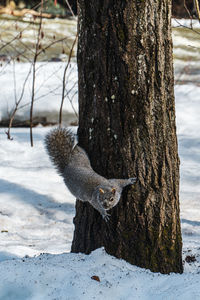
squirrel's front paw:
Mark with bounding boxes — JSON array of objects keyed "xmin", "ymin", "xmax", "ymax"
[
  {"xmin": 128, "ymin": 177, "xmax": 137, "ymax": 184},
  {"xmin": 102, "ymin": 213, "xmax": 110, "ymax": 222}
]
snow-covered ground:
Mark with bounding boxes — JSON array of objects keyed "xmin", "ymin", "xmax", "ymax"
[
  {"xmin": 0, "ymin": 127, "xmax": 75, "ymax": 260},
  {"xmin": 0, "ymin": 82, "xmax": 200, "ymax": 299},
  {"xmin": 1, "ymin": 248, "xmax": 200, "ymax": 300},
  {"xmin": 0, "ymin": 18, "xmax": 200, "ymax": 300}
]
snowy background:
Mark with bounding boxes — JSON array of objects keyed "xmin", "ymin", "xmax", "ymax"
[{"xmin": 0, "ymin": 18, "xmax": 200, "ymax": 300}]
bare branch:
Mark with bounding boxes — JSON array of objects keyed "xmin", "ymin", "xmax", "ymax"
[
  {"xmin": 6, "ymin": 65, "xmax": 32, "ymax": 140},
  {"xmin": 37, "ymin": 36, "xmax": 72, "ymax": 56},
  {"xmin": 59, "ymin": 33, "xmax": 78, "ymax": 127},
  {"xmin": 65, "ymin": 0, "xmax": 76, "ymax": 17},
  {"xmin": 194, "ymin": 0, "xmax": 200, "ymax": 21},
  {"xmin": 30, "ymin": 0, "xmax": 44, "ymax": 147},
  {"xmin": 183, "ymin": 0, "xmax": 193, "ymax": 25},
  {"xmin": 173, "ymin": 19, "xmax": 200, "ymax": 36}
]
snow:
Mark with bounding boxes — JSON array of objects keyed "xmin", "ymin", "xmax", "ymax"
[
  {"xmin": 0, "ymin": 88, "xmax": 200, "ymax": 299},
  {"xmin": 172, "ymin": 18, "xmax": 200, "ymax": 28},
  {"xmin": 0, "ymin": 248, "xmax": 200, "ymax": 300},
  {"xmin": 0, "ymin": 62, "xmax": 78, "ymax": 124},
  {"xmin": 0, "ymin": 127, "xmax": 75, "ymax": 260},
  {"xmin": 0, "ymin": 18, "xmax": 200, "ymax": 300}
]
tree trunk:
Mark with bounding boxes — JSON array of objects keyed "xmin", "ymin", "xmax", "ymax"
[{"xmin": 71, "ymin": 0, "xmax": 183, "ymax": 274}]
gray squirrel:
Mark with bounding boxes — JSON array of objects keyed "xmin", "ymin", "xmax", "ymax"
[{"xmin": 45, "ymin": 128, "xmax": 136, "ymax": 221}]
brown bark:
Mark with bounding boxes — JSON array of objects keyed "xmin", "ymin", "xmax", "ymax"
[{"xmin": 71, "ymin": 0, "xmax": 183, "ymax": 274}]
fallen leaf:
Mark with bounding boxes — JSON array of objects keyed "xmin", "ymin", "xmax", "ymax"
[{"xmin": 91, "ymin": 275, "xmax": 100, "ymax": 282}]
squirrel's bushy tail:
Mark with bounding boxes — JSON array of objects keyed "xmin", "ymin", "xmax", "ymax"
[{"xmin": 45, "ymin": 128, "xmax": 76, "ymax": 175}]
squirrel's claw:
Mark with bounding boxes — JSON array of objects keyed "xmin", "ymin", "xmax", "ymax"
[
  {"xmin": 103, "ymin": 213, "xmax": 110, "ymax": 222},
  {"xmin": 129, "ymin": 177, "xmax": 137, "ymax": 184}
]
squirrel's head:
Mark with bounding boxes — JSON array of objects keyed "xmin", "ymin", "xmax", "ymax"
[{"xmin": 98, "ymin": 187, "xmax": 119, "ymax": 210}]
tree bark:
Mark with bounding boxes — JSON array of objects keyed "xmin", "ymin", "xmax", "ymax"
[{"xmin": 71, "ymin": 0, "xmax": 183, "ymax": 274}]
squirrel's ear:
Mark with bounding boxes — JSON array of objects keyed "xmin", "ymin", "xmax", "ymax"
[
  {"xmin": 111, "ymin": 188, "xmax": 116, "ymax": 194},
  {"xmin": 99, "ymin": 188, "xmax": 105, "ymax": 194}
]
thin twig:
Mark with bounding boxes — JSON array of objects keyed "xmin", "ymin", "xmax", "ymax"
[
  {"xmin": 59, "ymin": 33, "xmax": 78, "ymax": 127},
  {"xmin": 66, "ymin": 92, "xmax": 78, "ymax": 119},
  {"xmin": 13, "ymin": 60, "xmax": 17, "ymax": 104},
  {"xmin": 65, "ymin": 0, "xmax": 76, "ymax": 17},
  {"xmin": 0, "ymin": 0, "xmax": 49, "ymax": 52},
  {"xmin": 37, "ymin": 36, "xmax": 72, "ymax": 56},
  {"xmin": 194, "ymin": 0, "xmax": 200, "ymax": 21},
  {"xmin": 30, "ymin": 0, "xmax": 44, "ymax": 147},
  {"xmin": 6, "ymin": 65, "xmax": 32, "ymax": 140},
  {"xmin": 173, "ymin": 19, "xmax": 200, "ymax": 36},
  {"xmin": 184, "ymin": 0, "xmax": 193, "ymax": 27}
]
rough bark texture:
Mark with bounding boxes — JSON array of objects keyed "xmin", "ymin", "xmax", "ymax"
[{"xmin": 71, "ymin": 0, "xmax": 183, "ymax": 274}]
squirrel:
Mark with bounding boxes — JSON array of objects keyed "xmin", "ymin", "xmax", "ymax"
[{"xmin": 45, "ymin": 128, "xmax": 136, "ymax": 221}]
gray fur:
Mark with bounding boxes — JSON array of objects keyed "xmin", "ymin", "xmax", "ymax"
[
  {"xmin": 45, "ymin": 128, "xmax": 76, "ymax": 175},
  {"xmin": 45, "ymin": 128, "xmax": 136, "ymax": 221}
]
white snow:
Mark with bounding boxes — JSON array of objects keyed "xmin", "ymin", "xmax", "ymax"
[
  {"xmin": 0, "ymin": 18, "xmax": 200, "ymax": 300},
  {"xmin": 0, "ymin": 248, "xmax": 200, "ymax": 300},
  {"xmin": 172, "ymin": 18, "xmax": 200, "ymax": 28},
  {"xmin": 0, "ymin": 85, "xmax": 200, "ymax": 299},
  {"xmin": 0, "ymin": 62, "xmax": 78, "ymax": 125},
  {"xmin": 0, "ymin": 127, "xmax": 75, "ymax": 260}
]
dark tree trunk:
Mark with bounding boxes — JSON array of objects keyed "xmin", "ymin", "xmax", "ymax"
[{"xmin": 71, "ymin": 0, "xmax": 183, "ymax": 274}]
